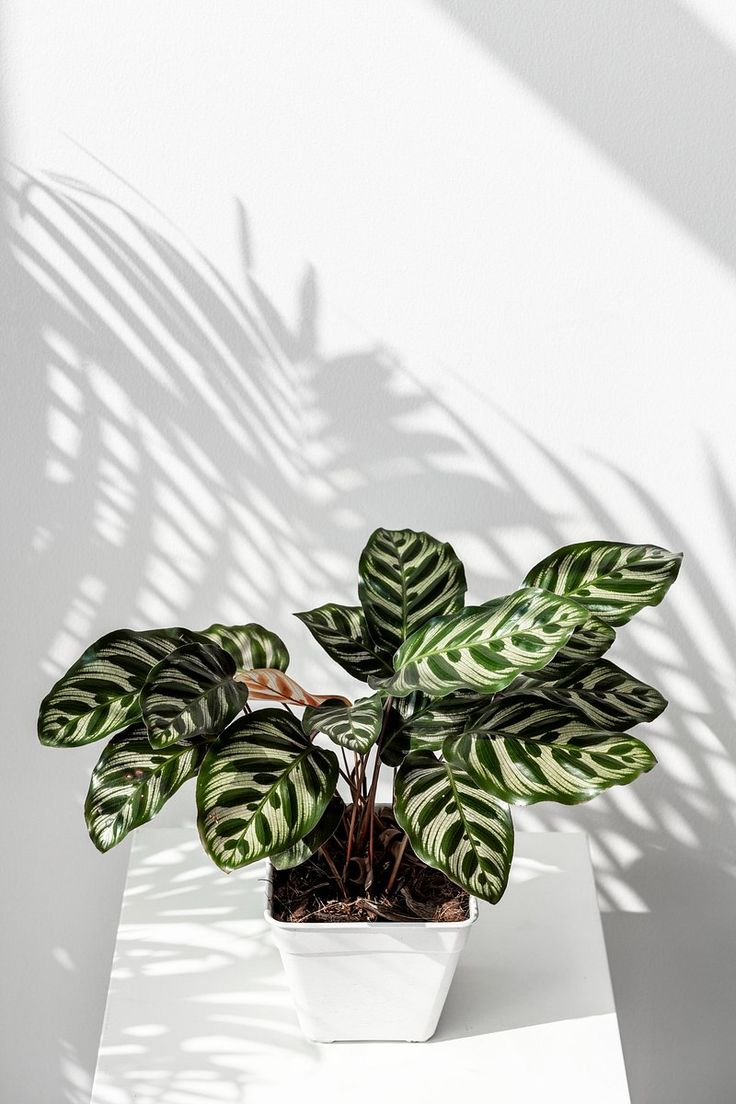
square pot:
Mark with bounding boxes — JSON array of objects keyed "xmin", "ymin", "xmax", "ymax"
[{"xmin": 264, "ymin": 863, "xmax": 478, "ymax": 1042}]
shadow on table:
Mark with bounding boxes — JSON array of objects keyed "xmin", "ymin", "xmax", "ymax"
[
  {"xmin": 90, "ymin": 834, "xmax": 319, "ymax": 1104},
  {"xmin": 435, "ymin": 836, "xmax": 614, "ymax": 1041},
  {"xmin": 93, "ymin": 831, "xmax": 609, "ymax": 1103}
]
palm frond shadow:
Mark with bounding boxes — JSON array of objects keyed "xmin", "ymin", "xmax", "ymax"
[{"xmin": 6, "ymin": 168, "xmax": 736, "ymax": 1104}]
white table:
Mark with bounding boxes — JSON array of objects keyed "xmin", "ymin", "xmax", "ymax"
[{"xmin": 91, "ymin": 829, "xmax": 631, "ymax": 1103}]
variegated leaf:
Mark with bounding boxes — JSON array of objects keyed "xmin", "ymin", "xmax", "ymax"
[
  {"xmin": 526, "ymin": 617, "xmax": 616, "ymax": 680},
  {"xmin": 386, "ymin": 688, "xmax": 494, "ymax": 759},
  {"xmin": 38, "ymin": 627, "xmax": 197, "ymax": 747},
  {"xmin": 303, "ymin": 693, "xmax": 385, "ymax": 753},
  {"xmin": 358, "ymin": 527, "xmax": 467, "ymax": 658},
  {"xmin": 406, "ymin": 691, "xmax": 495, "ymax": 742},
  {"xmin": 395, "ymin": 690, "xmax": 427, "ymax": 722},
  {"xmin": 380, "ymin": 694, "xmax": 426, "ymax": 766},
  {"xmin": 294, "ymin": 603, "xmax": 391, "ymax": 680},
  {"xmin": 197, "ymin": 710, "xmax": 339, "ymax": 870},
  {"xmin": 394, "ymin": 751, "xmax": 514, "ymax": 903},
  {"xmin": 386, "ymin": 587, "xmax": 589, "ymax": 698},
  {"xmin": 270, "ymin": 795, "xmax": 345, "ymax": 870},
  {"xmin": 524, "ymin": 541, "xmax": 682, "ymax": 626},
  {"xmin": 235, "ymin": 668, "xmax": 350, "ymax": 707},
  {"xmin": 85, "ymin": 725, "xmax": 205, "ymax": 852},
  {"xmin": 444, "ymin": 697, "xmax": 657, "ymax": 806},
  {"xmin": 200, "ymin": 622, "xmax": 289, "ymax": 671},
  {"xmin": 514, "ymin": 658, "xmax": 667, "ymax": 729},
  {"xmin": 458, "ymin": 694, "xmax": 607, "ymax": 741},
  {"xmin": 141, "ymin": 641, "xmax": 248, "ymax": 749}
]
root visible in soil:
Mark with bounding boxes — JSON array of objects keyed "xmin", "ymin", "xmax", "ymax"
[{"xmin": 271, "ymin": 807, "xmax": 469, "ymax": 924}]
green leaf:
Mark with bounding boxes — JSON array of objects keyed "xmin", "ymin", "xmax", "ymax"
[
  {"xmin": 358, "ymin": 527, "xmax": 467, "ymax": 659},
  {"xmin": 525, "ymin": 617, "xmax": 616, "ymax": 680},
  {"xmin": 456, "ymin": 693, "xmax": 605, "ymax": 740},
  {"xmin": 385, "ymin": 587, "xmax": 589, "ymax": 698},
  {"xmin": 386, "ymin": 693, "xmax": 494, "ymax": 763},
  {"xmin": 200, "ymin": 622, "xmax": 289, "ymax": 671},
  {"xmin": 523, "ymin": 541, "xmax": 682, "ymax": 626},
  {"xmin": 303, "ymin": 692, "xmax": 385, "ymax": 753},
  {"xmin": 444, "ymin": 696, "xmax": 657, "ymax": 806},
  {"xmin": 141, "ymin": 641, "xmax": 248, "ymax": 749},
  {"xmin": 515, "ymin": 658, "xmax": 667, "ymax": 729},
  {"xmin": 85, "ymin": 725, "xmax": 205, "ymax": 852},
  {"xmin": 270, "ymin": 795, "xmax": 345, "ymax": 870},
  {"xmin": 379, "ymin": 694, "xmax": 423, "ymax": 766},
  {"xmin": 197, "ymin": 709, "xmax": 339, "ymax": 870},
  {"xmin": 403, "ymin": 691, "xmax": 494, "ymax": 744},
  {"xmin": 394, "ymin": 750, "xmax": 514, "ymax": 903},
  {"xmin": 38, "ymin": 627, "xmax": 198, "ymax": 747},
  {"xmin": 294, "ymin": 603, "xmax": 391, "ymax": 680}
]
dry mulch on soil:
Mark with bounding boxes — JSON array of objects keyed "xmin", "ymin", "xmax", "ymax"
[{"xmin": 271, "ymin": 828, "xmax": 469, "ymax": 924}]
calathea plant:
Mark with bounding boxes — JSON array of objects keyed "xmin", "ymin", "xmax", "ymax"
[{"xmin": 39, "ymin": 530, "xmax": 681, "ymax": 914}]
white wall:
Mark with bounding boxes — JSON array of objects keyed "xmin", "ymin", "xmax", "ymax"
[{"xmin": 3, "ymin": 3, "xmax": 736, "ymax": 1101}]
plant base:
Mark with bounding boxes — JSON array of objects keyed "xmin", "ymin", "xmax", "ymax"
[
  {"xmin": 271, "ymin": 852, "xmax": 470, "ymax": 924},
  {"xmin": 264, "ymin": 865, "xmax": 478, "ymax": 1042}
]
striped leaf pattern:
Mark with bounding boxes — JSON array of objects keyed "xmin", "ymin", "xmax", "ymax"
[
  {"xmin": 235, "ymin": 668, "xmax": 350, "ymax": 707},
  {"xmin": 85, "ymin": 725, "xmax": 205, "ymax": 852},
  {"xmin": 398, "ymin": 691, "xmax": 494, "ymax": 750},
  {"xmin": 38, "ymin": 627, "xmax": 197, "ymax": 747},
  {"xmin": 526, "ymin": 617, "xmax": 616, "ymax": 680},
  {"xmin": 524, "ymin": 541, "xmax": 682, "ymax": 626},
  {"xmin": 380, "ymin": 692, "xmax": 494, "ymax": 765},
  {"xmin": 444, "ymin": 700, "xmax": 657, "ymax": 806},
  {"xmin": 303, "ymin": 692, "xmax": 385, "ymax": 753},
  {"xmin": 395, "ymin": 751, "xmax": 514, "ymax": 903},
  {"xmin": 358, "ymin": 528, "xmax": 467, "ymax": 659},
  {"xmin": 456, "ymin": 694, "xmax": 608, "ymax": 741},
  {"xmin": 294, "ymin": 603, "xmax": 391, "ymax": 680},
  {"xmin": 380, "ymin": 694, "xmax": 425, "ymax": 766},
  {"xmin": 197, "ymin": 710, "xmax": 339, "ymax": 870},
  {"xmin": 200, "ymin": 622, "xmax": 289, "ymax": 672},
  {"xmin": 386, "ymin": 587, "xmax": 589, "ymax": 698},
  {"xmin": 141, "ymin": 641, "xmax": 248, "ymax": 749},
  {"xmin": 513, "ymin": 659, "xmax": 666, "ymax": 729},
  {"xmin": 270, "ymin": 795, "xmax": 345, "ymax": 870}
]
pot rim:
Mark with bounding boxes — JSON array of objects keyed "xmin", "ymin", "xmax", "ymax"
[{"xmin": 263, "ymin": 860, "xmax": 480, "ymax": 932}]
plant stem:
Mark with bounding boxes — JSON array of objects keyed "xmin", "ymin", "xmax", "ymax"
[
  {"xmin": 385, "ymin": 834, "xmax": 409, "ymax": 895},
  {"xmin": 360, "ymin": 750, "xmax": 382, "ymax": 845},
  {"xmin": 359, "ymin": 696, "xmax": 393, "ymax": 846},
  {"xmin": 337, "ymin": 766, "xmax": 353, "ymax": 789},
  {"xmin": 342, "ymin": 749, "xmax": 361, "ymax": 806},
  {"xmin": 320, "ymin": 844, "xmax": 347, "ymax": 898},
  {"xmin": 367, "ymin": 776, "xmax": 382, "ymax": 882},
  {"xmin": 343, "ymin": 756, "xmax": 366, "ymax": 878}
]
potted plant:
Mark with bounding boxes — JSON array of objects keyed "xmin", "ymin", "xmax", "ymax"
[{"xmin": 39, "ymin": 529, "xmax": 681, "ymax": 1041}]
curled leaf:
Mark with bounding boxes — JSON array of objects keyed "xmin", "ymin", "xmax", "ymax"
[{"xmin": 235, "ymin": 668, "xmax": 349, "ymax": 708}]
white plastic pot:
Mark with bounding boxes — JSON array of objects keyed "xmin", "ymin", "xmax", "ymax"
[{"xmin": 264, "ymin": 864, "xmax": 478, "ymax": 1042}]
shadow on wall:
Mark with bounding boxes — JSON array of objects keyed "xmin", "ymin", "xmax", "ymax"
[
  {"xmin": 4, "ymin": 168, "xmax": 736, "ymax": 1104},
  {"xmin": 430, "ymin": 0, "xmax": 736, "ymax": 274}
]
